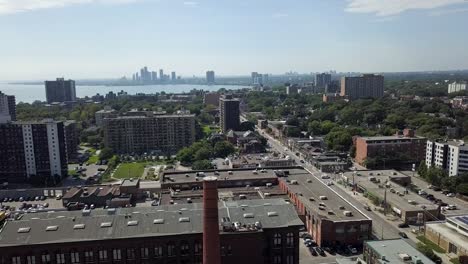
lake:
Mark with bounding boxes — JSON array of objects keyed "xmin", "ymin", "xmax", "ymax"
[{"xmin": 0, "ymin": 83, "xmax": 250, "ymax": 103}]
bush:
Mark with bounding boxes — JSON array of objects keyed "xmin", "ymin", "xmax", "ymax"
[{"xmin": 192, "ymin": 160, "xmax": 214, "ymax": 170}]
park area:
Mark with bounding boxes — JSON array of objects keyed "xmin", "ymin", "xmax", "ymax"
[{"xmin": 112, "ymin": 162, "xmax": 166, "ymax": 180}]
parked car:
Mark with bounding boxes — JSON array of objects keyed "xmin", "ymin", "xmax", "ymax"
[
  {"xmin": 433, "ymin": 186, "xmax": 441, "ymax": 191},
  {"xmin": 347, "ymin": 245, "xmax": 357, "ymax": 254},
  {"xmin": 315, "ymin": 247, "xmax": 326, "ymax": 256},
  {"xmin": 442, "ymin": 190, "xmax": 450, "ymax": 195},
  {"xmin": 446, "ymin": 193, "xmax": 455, "ymax": 197},
  {"xmin": 363, "ymin": 205, "xmax": 371, "ymax": 211},
  {"xmin": 398, "ymin": 223, "xmax": 409, "ymax": 228},
  {"xmin": 323, "ymin": 247, "xmax": 335, "ymax": 255},
  {"xmin": 399, "ymin": 232, "xmax": 408, "ymax": 238},
  {"xmin": 309, "ymin": 247, "xmax": 318, "ymax": 256}
]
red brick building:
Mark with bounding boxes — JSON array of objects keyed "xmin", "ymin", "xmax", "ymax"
[{"xmin": 354, "ymin": 129, "xmax": 427, "ymax": 169}]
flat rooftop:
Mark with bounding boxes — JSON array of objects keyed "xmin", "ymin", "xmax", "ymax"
[
  {"xmin": 162, "ymin": 169, "xmax": 278, "ymax": 185},
  {"xmin": 0, "ymin": 198, "xmax": 303, "ymax": 247},
  {"xmin": 278, "ymin": 169, "xmax": 369, "ymax": 221},
  {"xmin": 426, "ymin": 221, "xmax": 468, "ymax": 250},
  {"xmin": 345, "ymin": 170, "xmax": 439, "ymax": 212},
  {"xmin": 359, "ymin": 135, "xmax": 425, "ymax": 141},
  {"xmin": 366, "ymin": 239, "xmax": 435, "ymax": 264}
]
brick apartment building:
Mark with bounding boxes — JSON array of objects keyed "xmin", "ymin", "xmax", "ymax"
[
  {"xmin": 103, "ymin": 113, "xmax": 195, "ymax": 154},
  {"xmin": 354, "ymin": 129, "xmax": 427, "ymax": 169}
]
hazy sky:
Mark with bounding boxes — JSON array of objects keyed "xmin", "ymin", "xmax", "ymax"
[{"xmin": 1, "ymin": 0, "xmax": 468, "ymax": 80}]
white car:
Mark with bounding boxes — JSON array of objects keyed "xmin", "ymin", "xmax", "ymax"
[
  {"xmin": 321, "ymin": 174, "xmax": 330, "ymax": 179},
  {"xmin": 446, "ymin": 193, "xmax": 455, "ymax": 197}
]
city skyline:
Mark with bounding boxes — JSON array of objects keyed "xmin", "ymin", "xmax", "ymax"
[{"xmin": 0, "ymin": 0, "xmax": 468, "ymax": 80}]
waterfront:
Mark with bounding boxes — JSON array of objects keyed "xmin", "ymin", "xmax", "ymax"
[{"xmin": 0, "ymin": 83, "xmax": 250, "ymax": 103}]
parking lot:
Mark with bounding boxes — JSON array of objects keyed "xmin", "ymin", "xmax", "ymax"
[
  {"xmin": 0, "ymin": 196, "xmax": 65, "ymax": 213},
  {"xmin": 298, "ymin": 232, "xmax": 358, "ymax": 264}
]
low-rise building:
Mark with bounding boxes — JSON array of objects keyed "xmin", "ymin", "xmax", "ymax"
[
  {"xmin": 425, "ymin": 215, "xmax": 468, "ymax": 258},
  {"xmin": 363, "ymin": 239, "xmax": 436, "ymax": 264},
  {"xmin": 94, "ymin": 107, "xmax": 117, "ymax": 127},
  {"xmin": 451, "ymin": 96, "xmax": 468, "ymax": 110}
]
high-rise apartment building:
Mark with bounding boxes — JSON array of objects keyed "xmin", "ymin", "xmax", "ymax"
[
  {"xmin": 151, "ymin": 71, "xmax": 157, "ymax": 82},
  {"xmin": 0, "ymin": 91, "xmax": 16, "ymax": 123},
  {"xmin": 219, "ymin": 95, "xmax": 240, "ymax": 133},
  {"xmin": 45, "ymin": 78, "xmax": 77, "ymax": 103},
  {"xmin": 426, "ymin": 140, "xmax": 468, "ymax": 176},
  {"xmin": 103, "ymin": 113, "xmax": 196, "ymax": 154},
  {"xmin": 448, "ymin": 81, "xmax": 467, "ymax": 94},
  {"xmin": 171, "ymin": 71, "xmax": 176, "ymax": 81},
  {"xmin": 203, "ymin": 92, "xmax": 220, "ymax": 106},
  {"xmin": 159, "ymin": 69, "xmax": 164, "ymax": 81},
  {"xmin": 64, "ymin": 120, "xmax": 80, "ymax": 161},
  {"xmin": 340, "ymin": 74, "xmax": 384, "ymax": 100},
  {"xmin": 206, "ymin": 71, "xmax": 215, "ymax": 84},
  {"xmin": 315, "ymin": 73, "xmax": 332, "ymax": 89},
  {"xmin": 0, "ymin": 119, "xmax": 67, "ymax": 184}
]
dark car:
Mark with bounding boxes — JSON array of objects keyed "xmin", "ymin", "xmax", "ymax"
[
  {"xmin": 433, "ymin": 186, "xmax": 441, "ymax": 191},
  {"xmin": 398, "ymin": 223, "xmax": 409, "ymax": 228},
  {"xmin": 315, "ymin": 247, "xmax": 326, "ymax": 256},
  {"xmin": 442, "ymin": 190, "xmax": 449, "ymax": 195},
  {"xmin": 323, "ymin": 247, "xmax": 336, "ymax": 255},
  {"xmin": 399, "ymin": 232, "xmax": 408, "ymax": 238},
  {"xmin": 309, "ymin": 247, "xmax": 318, "ymax": 256}
]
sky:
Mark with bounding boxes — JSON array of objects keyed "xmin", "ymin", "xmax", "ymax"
[{"xmin": 1, "ymin": 0, "xmax": 468, "ymax": 80}]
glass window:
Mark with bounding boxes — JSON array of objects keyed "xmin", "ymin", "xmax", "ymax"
[
  {"xmin": 84, "ymin": 251, "xmax": 94, "ymax": 263},
  {"xmin": 273, "ymin": 255, "xmax": 282, "ymax": 264},
  {"xmin": 112, "ymin": 249, "xmax": 121, "ymax": 261},
  {"xmin": 167, "ymin": 243, "xmax": 176, "ymax": 257},
  {"xmin": 12, "ymin": 257, "xmax": 21, "ymax": 264},
  {"xmin": 286, "ymin": 233, "xmax": 294, "ymax": 248},
  {"xmin": 181, "ymin": 241, "xmax": 190, "ymax": 256},
  {"xmin": 126, "ymin": 249, "xmax": 135, "ymax": 260},
  {"xmin": 154, "ymin": 246, "xmax": 163, "ymax": 258},
  {"xmin": 98, "ymin": 250, "xmax": 107, "ymax": 261},
  {"xmin": 286, "ymin": 255, "xmax": 294, "ymax": 264},
  {"xmin": 56, "ymin": 254, "xmax": 65, "ymax": 264},
  {"xmin": 140, "ymin": 248, "xmax": 149, "ymax": 259},
  {"xmin": 41, "ymin": 253, "xmax": 51, "ymax": 264},
  {"xmin": 27, "ymin": 256, "xmax": 36, "ymax": 264},
  {"xmin": 273, "ymin": 233, "xmax": 282, "ymax": 248},
  {"xmin": 194, "ymin": 241, "xmax": 202, "ymax": 255},
  {"xmin": 71, "ymin": 252, "xmax": 80, "ymax": 263}
]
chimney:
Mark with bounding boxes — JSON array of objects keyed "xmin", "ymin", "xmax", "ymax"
[{"xmin": 203, "ymin": 176, "xmax": 221, "ymax": 264}]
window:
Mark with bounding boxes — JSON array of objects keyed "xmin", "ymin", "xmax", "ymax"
[
  {"xmin": 273, "ymin": 233, "xmax": 282, "ymax": 248},
  {"xmin": 140, "ymin": 248, "xmax": 149, "ymax": 259},
  {"xmin": 27, "ymin": 256, "xmax": 36, "ymax": 264},
  {"xmin": 286, "ymin": 233, "xmax": 294, "ymax": 248},
  {"xmin": 154, "ymin": 246, "xmax": 163, "ymax": 258},
  {"xmin": 112, "ymin": 249, "xmax": 121, "ymax": 261},
  {"xmin": 181, "ymin": 241, "xmax": 189, "ymax": 256},
  {"xmin": 221, "ymin": 245, "xmax": 226, "ymax": 257},
  {"xmin": 286, "ymin": 255, "xmax": 294, "ymax": 264},
  {"xmin": 12, "ymin": 257, "xmax": 21, "ymax": 264},
  {"xmin": 98, "ymin": 250, "xmax": 108, "ymax": 261},
  {"xmin": 41, "ymin": 253, "xmax": 51, "ymax": 264},
  {"xmin": 273, "ymin": 255, "xmax": 282, "ymax": 264},
  {"xmin": 361, "ymin": 224, "xmax": 369, "ymax": 232},
  {"xmin": 84, "ymin": 251, "xmax": 94, "ymax": 263},
  {"xmin": 226, "ymin": 245, "xmax": 232, "ymax": 256},
  {"xmin": 126, "ymin": 249, "xmax": 135, "ymax": 260},
  {"xmin": 56, "ymin": 253, "xmax": 65, "ymax": 264},
  {"xmin": 194, "ymin": 241, "xmax": 202, "ymax": 255},
  {"xmin": 167, "ymin": 243, "xmax": 176, "ymax": 257},
  {"xmin": 71, "ymin": 252, "xmax": 80, "ymax": 263}
]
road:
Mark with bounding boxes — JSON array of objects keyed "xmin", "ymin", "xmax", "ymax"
[{"xmin": 249, "ymin": 119, "xmax": 404, "ymax": 242}]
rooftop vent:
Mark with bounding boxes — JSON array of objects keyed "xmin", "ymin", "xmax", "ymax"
[
  {"xmin": 73, "ymin": 224, "xmax": 85, "ymax": 230},
  {"xmin": 100, "ymin": 222, "xmax": 112, "ymax": 228},
  {"xmin": 153, "ymin": 219, "xmax": 164, "ymax": 224},
  {"xmin": 127, "ymin": 220, "xmax": 138, "ymax": 226},
  {"xmin": 263, "ymin": 203, "xmax": 271, "ymax": 206},
  {"xmin": 267, "ymin": 212, "xmax": 278, "ymax": 217},
  {"xmin": 243, "ymin": 213, "xmax": 254, "ymax": 218},
  {"xmin": 17, "ymin": 227, "xmax": 31, "ymax": 233},
  {"xmin": 179, "ymin": 217, "xmax": 190, "ymax": 223},
  {"xmin": 107, "ymin": 208, "xmax": 116, "ymax": 214},
  {"xmin": 46, "ymin": 225, "xmax": 58, "ymax": 231}
]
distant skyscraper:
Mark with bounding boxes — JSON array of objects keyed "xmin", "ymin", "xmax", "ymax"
[
  {"xmin": 340, "ymin": 74, "xmax": 384, "ymax": 100},
  {"xmin": 171, "ymin": 71, "xmax": 176, "ymax": 81},
  {"xmin": 251, "ymin": 72, "xmax": 267, "ymax": 85},
  {"xmin": 0, "ymin": 91, "xmax": 15, "ymax": 123},
  {"xmin": 219, "ymin": 94, "xmax": 240, "ymax": 133},
  {"xmin": 45, "ymin": 78, "xmax": 76, "ymax": 103},
  {"xmin": 315, "ymin": 73, "xmax": 332, "ymax": 90},
  {"xmin": 206, "ymin": 71, "xmax": 215, "ymax": 84},
  {"xmin": 151, "ymin": 71, "xmax": 157, "ymax": 82},
  {"xmin": 159, "ymin": 69, "xmax": 164, "ymax": 81}
]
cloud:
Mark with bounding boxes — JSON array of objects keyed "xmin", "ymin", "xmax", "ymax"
[
  {"xmin": 0, "ymin": 0, "xmax": 140, "ymax": 15},
  {"xmin": 429, "ymin": 7, "xmax": 468, "ymax": 15},
  {"xmin": 345, "ymin": 0, "xmax": 468, "ymax": 16},
  {"xmin": 183, "ymin": 1, "xmax": 198, "ymax": 7}
]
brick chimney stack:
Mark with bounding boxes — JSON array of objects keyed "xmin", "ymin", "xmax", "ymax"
[{"xmin": 203, "ymin": 176, "xmax": 221, "ymax": 264}]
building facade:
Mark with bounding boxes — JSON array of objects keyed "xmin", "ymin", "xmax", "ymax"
[
  {"xmin": 103, "ymin": 114, "xmax": 196, "ymax": 154},
  {"xmin": 354, "ymin": 129, "xmax": 427, "ymax": 168},
  {"xmin": 64, "ymin": 121, "xmax": 80, "ymax": 161},
  {"xmin": 219, "ymin": 95, "xmax": 240, "ymax": 133},
  {"xmin": 203, "ymin": 92, "xmax": 220, "ymax": 106},
  {"xmin": 45, "ymin": 78, "xmax": 76, "ymax": 103},
  {"xmin": 95, "ymin": 107, "xmax": 117, "ymax": 127},
  {"xmin": 0, "ymin": 120, "xmax": 67, "ymax": 184},
  {"xmin": 426, "ymin": 216, "xmax": 468, "ymax": 259},
  {"xmin": 363, "ymin": 239, "xmax": 436, "ymax": 264},
  {"xmin": 340, "ymin": 74, "xmax": 384, "ymax": 100},
  {"xmin": 448, "ymin": 81, "xmax": 467, "ymax": 94},
  {"xmin": 0, "ymin": 92, "xmax": 15, "ymax": 123},
  {"xmin": 315, "ymin": 73, "xmax": 332, "ymax": 90},
  {"xmin": 426, "ymin": 140, "xmax": 468, "ymax": 176},
  {"xmin": 206, "ymin": 71, "xmax": 215, "ymax": 84}
]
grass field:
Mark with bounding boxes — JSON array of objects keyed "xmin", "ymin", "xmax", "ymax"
[
  {"xmin": 113, "ymin": 162, "xmax": 148, "ymax": 179},
  {"xmin": 417, "ymin": 236, "xmax": 445, "ymax": 253},
  {"xmin": 202, "ymin": 125, "xmax": 218, "ymax": 136},
  {"xmin": 451, "ymin": 258, "xmax": 460, "ymax": 264}
]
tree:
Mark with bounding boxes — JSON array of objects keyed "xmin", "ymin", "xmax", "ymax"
[
  {"xmin": 192, "ymin": 160, "xmax": 214, "ymax": 170},
  {"xmin": 456, "ymin": 183, "xmax": 468, "ymax": 196},
  {"xmin": 417, "ymin": 161, "xmax": 428, "ymax": 178},
  {"xmin": 194, "ymin": 147, "xmax": 212, "ymax": 161},
  {"xmin": 239, "ymin": 121, "xmax": 255, "ymax": 131},
  {"xmin": 99, "ymin": 148, "xmax": 113, "ymax": 160},
  {"xmin": 177, "ymin": 147, "xmax": 194, "ymax": 165},
  {"xmin": 416, "ymin": 243, "xmax": 442, "ymax": 263},
  {"xmin": 213, "ymin": 141, "xmax": 235, "ymax": 158}
]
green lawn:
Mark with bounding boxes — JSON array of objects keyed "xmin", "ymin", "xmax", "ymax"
[
  {"xmin": 113, "ymin": 162, "xmax": 148, "ymax": 179},
  {"xmin": 450, "ymin": 258, "xmax": 460, "ymax": 264},
  {"xmin": 87, "ymin": 155, "xmax": 99, "ymax": 164},
  {"xmin": 417, "ymin": 236, "xmax": 445, "ymax": 253},
  {"xmin": 202, "ymin": 125, "xmax": 218, "ymax": 135}
]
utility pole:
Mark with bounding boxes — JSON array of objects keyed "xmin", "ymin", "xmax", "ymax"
[{"xmin": 383, "ymin": 188, "xmax": 387, "ymax": 216}]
